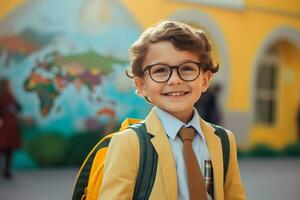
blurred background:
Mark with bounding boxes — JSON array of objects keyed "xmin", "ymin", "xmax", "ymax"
[{"xmin": 0, "ymin": 0, "xmax": 299, "ymax": 199}]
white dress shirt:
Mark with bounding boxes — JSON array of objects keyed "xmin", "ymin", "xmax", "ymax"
[{"xmin": 154, "ymin": 106, "xmax": 213, "ymax": 200}]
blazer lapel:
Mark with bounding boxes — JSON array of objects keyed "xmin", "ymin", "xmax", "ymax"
[
  {"xmin": 200, "ymin": 119, "xmax": 224, "ymax": 200},
  {"xmin": 144, "ymin": 109, "xmax": 178, "ymax": 200}
]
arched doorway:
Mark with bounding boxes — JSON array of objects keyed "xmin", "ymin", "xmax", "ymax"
[{"xmin": 251, "ymin": 27, "xmax": 300, "ymax": 148}]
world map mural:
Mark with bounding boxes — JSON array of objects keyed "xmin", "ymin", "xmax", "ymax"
[{"xmin": 0, "ymin": 0, "xmax": 151, "ymax": 134}]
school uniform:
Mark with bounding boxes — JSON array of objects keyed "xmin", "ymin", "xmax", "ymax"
[{"xmin": 99, "ymin": 108, "xmax": 246, "ymax": 200}]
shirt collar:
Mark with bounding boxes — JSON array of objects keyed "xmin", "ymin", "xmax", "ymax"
[{"xmin": 154, "ymin": 106, "xmax": 206, "ymax": 141}]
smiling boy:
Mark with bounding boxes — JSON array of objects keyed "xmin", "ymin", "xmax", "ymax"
[{"xmin": 99, "ymin": 21, "xmax": 246, "ymax": 200}]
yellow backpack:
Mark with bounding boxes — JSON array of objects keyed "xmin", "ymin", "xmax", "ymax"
[{"xmin": 71, "ymin": 118, "xmax": 158, "ymax": 200}]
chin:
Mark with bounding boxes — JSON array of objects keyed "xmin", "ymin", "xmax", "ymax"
[{"xmin": 163, "ymin": 106, "xmax": 191, "ymax": 114}]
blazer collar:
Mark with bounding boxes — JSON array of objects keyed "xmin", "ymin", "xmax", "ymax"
[{"xmin": 144, "ymin": 108, "xmax": 178, "ymax": 200}]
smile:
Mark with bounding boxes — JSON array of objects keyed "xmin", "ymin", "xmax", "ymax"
[{"xmin": 162, "ymin": 91, "xmax": 189, "ymax": 96}]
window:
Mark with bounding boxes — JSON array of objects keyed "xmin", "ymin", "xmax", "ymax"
[{"xmin": 255, "ymin": 47, "xmax": 279, "ymax": 125}]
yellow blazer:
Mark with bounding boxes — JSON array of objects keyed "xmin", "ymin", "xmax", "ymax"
[{"xmin": 99, "ymin": 109, "xmax": 246, "ymax": 200}]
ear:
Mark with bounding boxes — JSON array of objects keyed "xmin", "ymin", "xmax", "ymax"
[
  {"xmin": 201, "ymin": 71, "xmax": 213, "ymax": 92},
  {"xmin": 134, "ymin": 77, "xmax": 147, "ymax": 97}
]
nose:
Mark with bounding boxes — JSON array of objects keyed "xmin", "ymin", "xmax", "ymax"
[{"xmin": 167, "ymin": 68, "xmax": 183, "ymax": 84}]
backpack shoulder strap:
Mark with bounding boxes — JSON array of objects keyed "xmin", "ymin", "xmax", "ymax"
[
  {"xmin": 72, "ymin": 134, "xmax": 113, "ymax": 200},
  {"xmin": 210, "ymin": 124, "xmax": 230, "ymax": 185},
  {"xmin": 72, "ymin": 121, "xmax": 158, "ymax": 200},
  {"xmin": 129, "ymin": 122, "xmax": 158, "ymax": 200}
]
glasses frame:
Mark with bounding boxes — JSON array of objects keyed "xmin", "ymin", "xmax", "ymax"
[{"xmin": 141, "ymin": 61, "xmax": 203, "ymax": 83}]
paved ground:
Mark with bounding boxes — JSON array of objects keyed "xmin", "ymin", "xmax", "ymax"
[
  {"xmin": 239, "ymin": 158, "xmax": 300, "ymax": 200},
  {"xmin": 0, "ymin": 158, "xmax": 299, "ymax": 200}
]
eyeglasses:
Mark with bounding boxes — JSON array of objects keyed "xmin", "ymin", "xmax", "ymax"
[{"xmin": 141, "ymin": 61, "xmax": 203, "ymax": 83}]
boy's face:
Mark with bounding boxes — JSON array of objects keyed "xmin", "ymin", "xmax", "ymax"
[{"xmin": 135, "ymin": 41, "xmax": 212, "ymax": 122}]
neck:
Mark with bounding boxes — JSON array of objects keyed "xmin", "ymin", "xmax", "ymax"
[{"xmin": 171, "ymin": 110, "xmax": 194, "ymax": 124}]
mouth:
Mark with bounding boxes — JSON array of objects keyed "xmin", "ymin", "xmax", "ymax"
[{"xmin": 162, "ymin": 91, "xmax": 190, "ymax": 97}]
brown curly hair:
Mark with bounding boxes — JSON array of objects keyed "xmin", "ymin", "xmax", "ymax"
[{"xmin": 126, "ymin": 20, "xmax": 219, "ymax": 78}]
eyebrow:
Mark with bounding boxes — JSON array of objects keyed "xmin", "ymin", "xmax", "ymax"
[{"xmin": 147, "ymin": 59, "xmax": 201, "ymax": 66}]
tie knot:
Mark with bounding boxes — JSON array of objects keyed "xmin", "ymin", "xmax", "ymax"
[{"xmin": 178, "ymin": 127, "xmax": 195, "ymax": 142}]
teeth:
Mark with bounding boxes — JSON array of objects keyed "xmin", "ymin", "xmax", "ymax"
[{"xmin": 167, "ymin": 92, "xmax": 185, "ymax": 96}]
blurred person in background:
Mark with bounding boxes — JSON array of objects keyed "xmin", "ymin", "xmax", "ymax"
[
  {"xmin": 297, "ymin": 102, "xmax": 300, "ymax": 141},
  {"xmin": 194, "ymin": 83, "xmax": 223, "ymax": 125},
  {"xmin": 0, "ymin": 78, "xmax": 22, "ymax": 179}
]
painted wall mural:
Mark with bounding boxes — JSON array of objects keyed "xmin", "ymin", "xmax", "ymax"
[{"xmin": 0, "ymin": 0, "xmax": 150, "ymax": 135}]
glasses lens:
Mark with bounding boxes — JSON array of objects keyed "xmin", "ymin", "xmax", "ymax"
[
  {"xmin": 149, "ymin": 64, "xmax": 170, "ymax": 82},
  {"xmin": 178, "ymin": 62, "xmax": 200, "ymax": 81}
]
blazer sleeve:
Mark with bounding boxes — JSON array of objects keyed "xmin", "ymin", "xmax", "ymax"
[
  {"xmin": 99, "ymin": 129, "xmax": 140, "ymax": 200},
  {"xmin": 224, "ymin": 130, "xmax": 247, "ymax": 200}
]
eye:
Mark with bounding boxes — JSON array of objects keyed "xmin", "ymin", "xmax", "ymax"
[
  {"xmin": 180, "ymin": 64, "xmax": 197, "ymax": 72},
  {"xmin": 151, "ymin": 65, "xmax": 169, "ymax": 74},
  {"xmin": 182, "ymin": 66, "xmax": 194, "ymax": 71}
]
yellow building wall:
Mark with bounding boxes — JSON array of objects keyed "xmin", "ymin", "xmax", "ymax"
[
  {"xmin": 248, "ymin": 0, "xmax": 300, "ymax": 14},
  {"xmin": 0, "ymin": 0, "xmax": 24, "ymax": 20}
]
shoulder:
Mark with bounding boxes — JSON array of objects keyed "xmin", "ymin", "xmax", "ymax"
[
  {"xmin": 207, "ymin": 122, "xmax": 233, "ymax": 136},
  {"xmin": 108, "ymin": 128, "xmax": 140, "ymax": 156},
  {"xmin": 216, "ymin": 126, "xmax": 239, "ymax": 158},
  {"xmin": 111, "ymin": 128, "xmax": 139, "ymax": 143},
  {"xmin": 215, "ymin": 125, "xmax": 235, "ymax": 139},
  {"xmin": 105, "ymin": 128, "xmax": 141, "ymax": 167},
  {"xmin": 206, "ymin": 122, "xmax": 237, "ymax": 148},
  {"xmin": 220, "ymin": 127, "xmax": 237, "ymax": 146}
]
